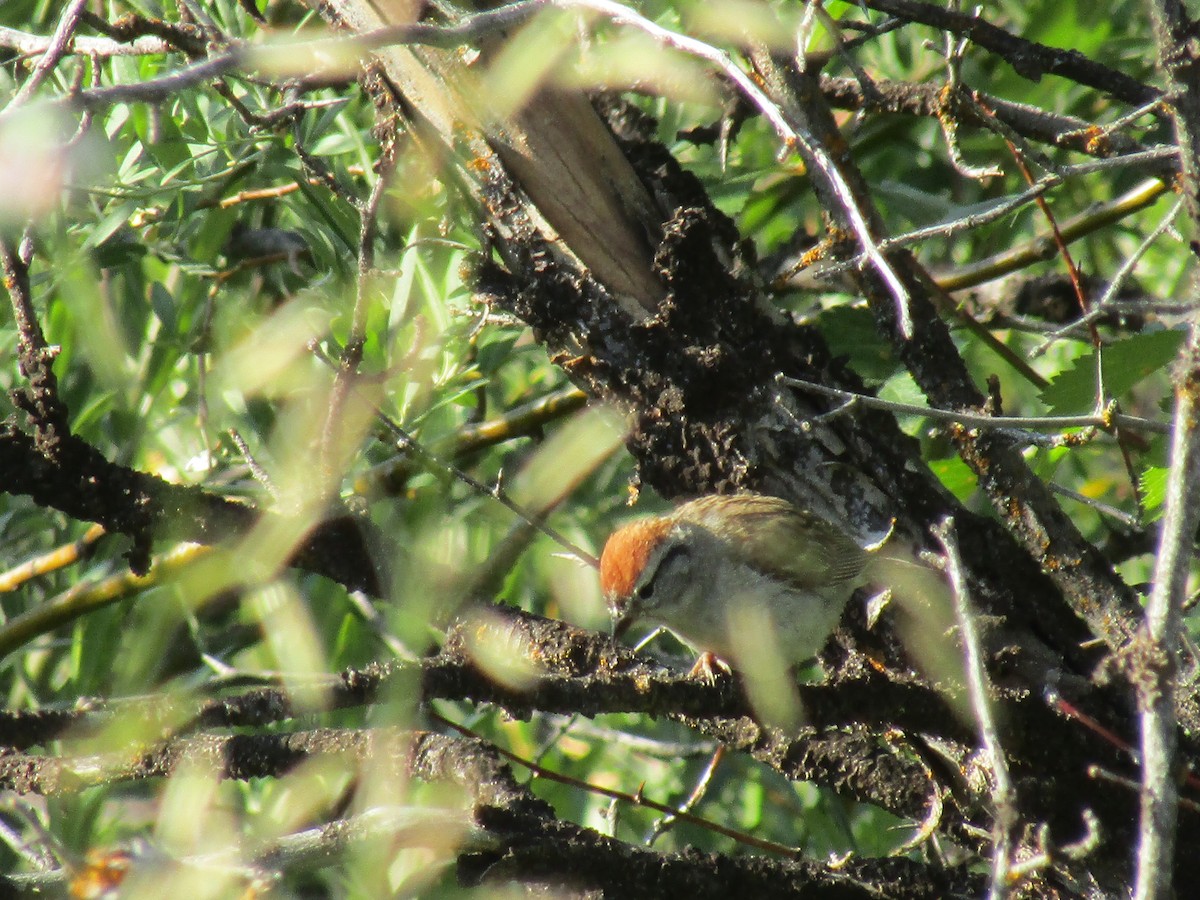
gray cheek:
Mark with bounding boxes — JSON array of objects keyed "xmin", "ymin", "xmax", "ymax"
[{"xmin": 644, "ymin": 580, "xmax": 730, "ymax": 655}]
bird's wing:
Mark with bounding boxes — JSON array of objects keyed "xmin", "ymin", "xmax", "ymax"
[{"xmin": 680, "ymin": 494, "xmax": 868, "ymax": 590}]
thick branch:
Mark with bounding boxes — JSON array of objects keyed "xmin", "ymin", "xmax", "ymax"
[
  {"xmin": 750, "ymin": 50, "xmax": 1148, "ymax": 670},
  {"xmin": 0, "ymin": 425, "xmax": 382, "ymax": 594},
  {"xmin": 0, "ymin": 724, "xmax": 984, "ymax": 898}
]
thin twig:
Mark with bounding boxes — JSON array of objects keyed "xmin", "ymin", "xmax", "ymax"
[
  {"xmin": 0, "ymin": 25, "xmax": 173, "ymax": 58},
  {"xmin": 778, "ymin": 375, "xmax": 1170, "ymax": 436},
  {"xmin": 345, "ymin": 591, "xmax": 420, "ymax": 662},
  {"xmin": 1089, "ymin": 765, "xmax": 1200, "ymax": 815},
  {"xmin": 309, "ymin": 343, "xmax": 600, "ymax": 569},
  {"xmin": 319, "ymin": 156, "xmax": 392, "ymax": 483},
  {"xmin": 557, "ymin": 0, "xmax": 915, "ymax": 338},
  {"xmin": 537, "ymin": 715, "xmax": 718, "ymax": 761},
  {"xmin": 354, "ymin": 386, "xmax": 588, "ymax": 500},
  {"xmin": 646, "ymin": 745, "xmax": 726, "ymax": 846},
  {"xmin": 1135, "ymin": 2, "xmax": 1200, "ymax": 889},
  {"xmin": 73, "ymin": 52, "xmax": 241, "ymax": 109},
  {"xmin": 1033, "ymin": 197, "xmax": 1185, "ymax": 354},
  {"xmin": 0, "ymin": 524, "xmax": 106, "ymax": 593},
  {"xmin": 227, "ymin": 429, "xmax": 277, "ymax": 498},
  {"xmin": 5, "ymin": 0, "xmax": 88, "ymax": 111},
  {"xmin": 0, "ymin": 544, "xmax": 212, "ymax": 662},
  {"xmin": 431, "ymin": 709, "xmax": 799, "ymax": 858},
  {"xmin": 934, "ymin": 517, "xmax": 1014, "ymax": 900},
  {"xmin": 936, "ymin": 179, "xmax": 1169, "ymax": 292},
  {"xmin": 1060, "ymin": 97, "xmax": 1167, "ymax": 146},
  {"xmin": 0, "ymin": 798, "xmax": 62, "ymax": 873},
  {"xmin": 858, "ymin": 0, "xmax": 1160, "ymax": 108},
  {"xmin": 40, "ymin": 4, "xmax": 544, "ymax": 114},
  {"xmin": 1, "ymin": 239, "xmax": 71, "ymax": 456},
  {"xmin": 1005, "ymin": 812, "xmax": 1104, "ymax": 881},
  {"xmin": 797, "ymin": 163, "xmax": 1173, "ymax": 290},
  {"xmin": 938, "ymin": 34, "xmax": 1005, "ymax": 181},
  {"xmin": 1046, "ymin": 482, "xmax": 1140, "ymax": 528},
  {"xmin": 1133, "ymin": 329, "xmax": 1200, "ymax": 900}
]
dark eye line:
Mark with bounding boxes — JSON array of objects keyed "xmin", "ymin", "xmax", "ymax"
[{"xmin": 638, "ymin": 543, "xmax": 689, "ymax": 601}]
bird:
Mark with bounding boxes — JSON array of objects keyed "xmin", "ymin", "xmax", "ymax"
[
  {"xmin": 224, "ymin": 222, "xmax": 310, "ymax": 275},
  {"xmin": 599, "ymin": 493, "xmax": 890, "ymax": 670}
]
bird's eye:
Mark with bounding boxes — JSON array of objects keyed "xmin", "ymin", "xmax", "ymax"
[{"xmin": 636, "ymin": 543, "xmax": 689, "ymax": 606}]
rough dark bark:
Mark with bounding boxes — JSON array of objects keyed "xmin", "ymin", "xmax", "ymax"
[
  {"xmin": 3, "ymin": 1, "xmax": 1193, "ymax": 895},
  {"xmin": 287, "ymin": 2, "xmax": 1199, "ymax": 895}
]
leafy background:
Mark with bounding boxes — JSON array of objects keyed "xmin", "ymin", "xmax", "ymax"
[{"xmin": 0, "ymin": 0, "xmax": 1188, "ymax": 895}]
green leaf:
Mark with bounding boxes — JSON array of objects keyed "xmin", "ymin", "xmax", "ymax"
[
  {"xmin": 929, "ymin": 456, "xmax": 978, "ymax": 502},
  {"xmin": 736, "ymin": 773, "xmax": 765, "ymax": 830},
  {"xmin": 820, "ymin": 305, "xmax": 896, "ymax": 382},
  {"xmin": 83, "ymin": 202, "xmax": 138, "ymax": 249},
  {"xmin": 1140, "ymin": 466, "xmax": 1168, "ymax": 521},
  {"xmin": 878, "ymin": 370, "xmax": 926, "ymax": 408},
  {"xmin": 476, "ymin": 332, "xmax": 522, "ymax": 373},
  {"xmin": 149, "ymin": 282, "xmax": 176, "ymax": 333},
  {"xmin": 1040, "ymin": 329, "xmax": 1185, "ymax": 414}
]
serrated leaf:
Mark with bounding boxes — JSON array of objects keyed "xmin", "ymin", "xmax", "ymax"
[
  {"xmin": 1140, "ymin": 466, "xmax": 1168, "ymax": 521},
  {"xmin": 1040, "ymin": 329, "xmax": 1184, "ymax": 414}
]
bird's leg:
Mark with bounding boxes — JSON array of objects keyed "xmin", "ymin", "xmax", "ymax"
[{"xmin": 687, "ymin": 651, "xmax": 733, "ymax": 683}]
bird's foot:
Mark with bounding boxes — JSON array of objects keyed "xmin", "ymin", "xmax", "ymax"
[{"xmin": 688, "ymin": 652, "xmax": 733, "ymax": 683}]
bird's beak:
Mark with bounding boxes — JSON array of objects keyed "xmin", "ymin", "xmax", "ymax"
[{"xmin": 610, "ymin": 604, "xmax": 633, "ymax": 639}]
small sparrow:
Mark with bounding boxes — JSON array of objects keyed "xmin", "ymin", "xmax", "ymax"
[
  {"xmin": 600, "ymin": 493, "xmax": 881, "ymax": 667},
  {"xmin": 224, "ymin": 223, "xmax": 310, "ymax": 275}
]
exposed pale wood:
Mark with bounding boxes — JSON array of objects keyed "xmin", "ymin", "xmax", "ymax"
[{"xmin": 323, "ymin": 0, "xmax": 664, "ymax": 317}]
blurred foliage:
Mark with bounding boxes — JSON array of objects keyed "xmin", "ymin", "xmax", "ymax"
[{"xmin": 0, "ymin": 0, "xmax": 1188, "ymax": 894}]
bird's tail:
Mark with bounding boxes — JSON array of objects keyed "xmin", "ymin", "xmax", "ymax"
[{"xmin": 864, "ymin": 544, "xmax": 969, "ymax": 711}]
